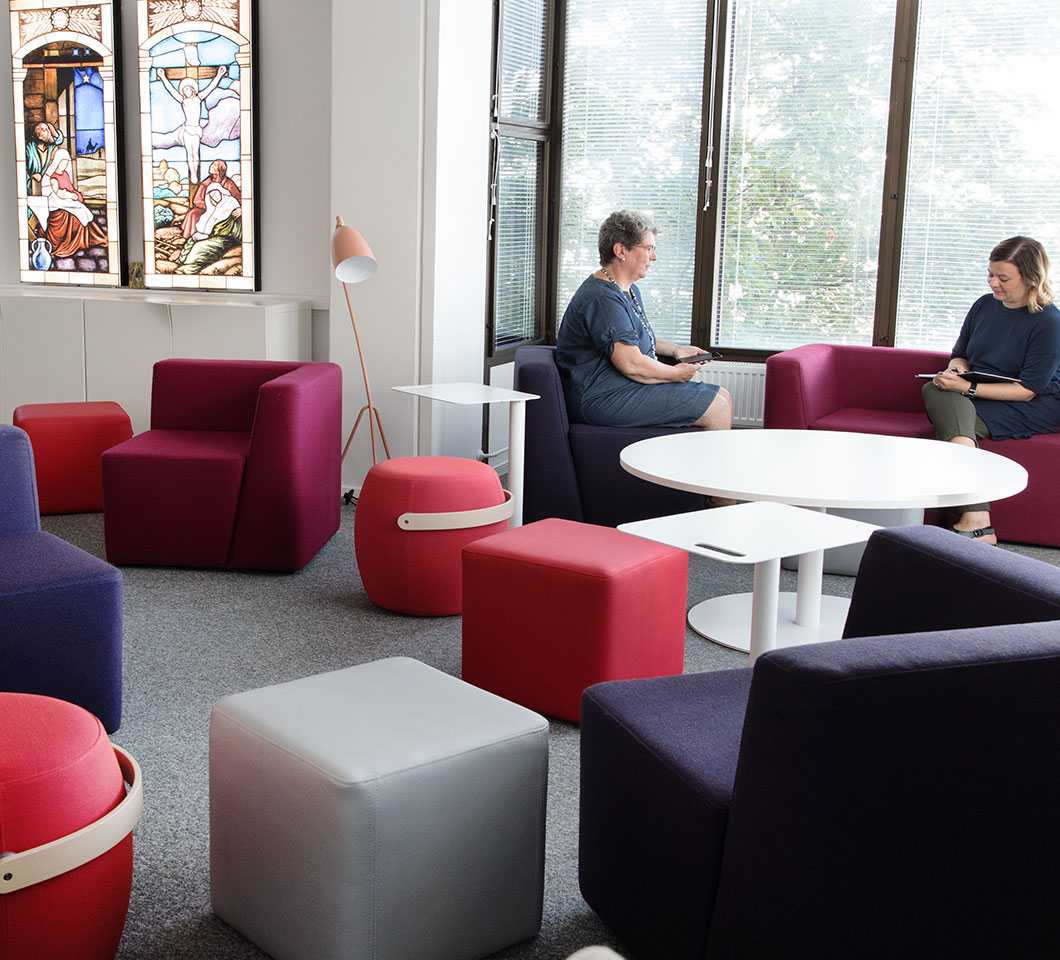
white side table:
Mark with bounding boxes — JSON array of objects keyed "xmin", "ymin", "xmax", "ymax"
[
  {"xmin": 620, "ymin": 501, "xmax": 879, "ymax": 660},
  {"xmin": 393, "ymin": 383, "xmax": 539, "ymax": 527}
]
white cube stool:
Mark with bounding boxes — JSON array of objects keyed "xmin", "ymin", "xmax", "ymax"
[{"xmin": 210, "ymin": 657, "xmax": 549, "ymax": 960}]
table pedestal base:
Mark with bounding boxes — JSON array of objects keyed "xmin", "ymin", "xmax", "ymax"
[
  {"xmin": 688, "ymin": 592, "xmax": 851, "ymax": 655},
  {"xmin": 782, "ymin": 506, "xmax": 924, "ymax": 576}
]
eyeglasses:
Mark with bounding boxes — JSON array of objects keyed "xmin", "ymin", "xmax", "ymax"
[{"xmin": 636, "ymin": 243, "xmax": 657, "ymax": 254}]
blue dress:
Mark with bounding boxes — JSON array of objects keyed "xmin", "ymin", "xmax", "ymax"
[
  {"xmin": 951, "ymin": 294, "xmax": 1060, "ymax": 439},
  {"xmin": 555, "ymin": 276, "xmax": 720, "ymax": 427}
]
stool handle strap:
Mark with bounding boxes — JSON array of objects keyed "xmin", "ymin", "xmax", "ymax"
[
  {"xmin": 398, "ymin": 490, "xmax": 513, "ymax": 531},
  {"xmin": 0, "ymin": 744, "xmax": 144, "ymax": 895}
]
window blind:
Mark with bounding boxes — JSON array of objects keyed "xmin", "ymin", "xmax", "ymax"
[
  {"xmin": 895, "ymin": 0, "xmax": 1060, "ymax": 350},
  {"xmin": 491, "ymin": 0, "xmax": 549, "ymax": 352},
  {"xmin": 711, "ymin": 0, "xmax": 896, "ymax": 351},
  {"xmin": 500, "ymin": 0, "xmax": 548, "ymax": 122},
  {"xmin": 556, "ymin": 0, "xmax": 707, "ymax": 343},
  {"xmin": 494, "ymin": 137, "xmax": 542, "ymax": 346}
]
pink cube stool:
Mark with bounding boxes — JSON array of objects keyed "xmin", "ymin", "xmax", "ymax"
[
  {"xmin": 0, "ymin": 692, "xmax": 143, "ymax": 960},
  {"xmin": 462, "ymin": 518, "xmax": 688, "ymax": 723},
  {"xmin": 354, "ymin": 456, "xmax": 513, "ymax": 616},
  {"xmin": 12, "ymin": 402, "xmax": 132, "ymax": 514}
]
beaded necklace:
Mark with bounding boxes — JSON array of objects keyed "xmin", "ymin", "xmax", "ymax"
[{"xmin": 600, "ymin": 266, "xmax": 657, "ymax": 359}]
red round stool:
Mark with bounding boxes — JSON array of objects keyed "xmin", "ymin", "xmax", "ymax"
[
  {"xmin": 354, "ymin": 456, "xmax": 512, "ymax": 615},
  {"xmin": 0, "ymin": 693, "xmax": 143, "ymax": 960},
  {"xmin": 13, "ymin": 401, "xmax": 133, "ymax": 514}
]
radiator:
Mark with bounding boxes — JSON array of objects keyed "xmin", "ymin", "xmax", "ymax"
[{"xmin": 693, "ymin": 361, "xmax": 767, "ymax": 427}]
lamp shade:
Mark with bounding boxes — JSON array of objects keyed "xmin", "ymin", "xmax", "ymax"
[{"xmin": 332, "ymin": 216, "xmax": 377, "ymax": 284}]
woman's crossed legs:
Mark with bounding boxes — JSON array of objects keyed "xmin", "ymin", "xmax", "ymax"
[{"xmin": 922, "ymin": 382, "xmax": 996, "ymax": 544}]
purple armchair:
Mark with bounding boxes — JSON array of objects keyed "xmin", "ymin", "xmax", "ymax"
[
  {"xmin": 1, "ymin": 424, "xmax": 123, "ymax": 731},
  {"xmin": 514, "ymin": 345, "xmax": 707, "ymax": 527},
  {"xmin": 764, "ymin": 343, "xmax": 1060, "ymax": 546},
  {"xmin": 103, "ymin": 359, "xmax": 342, "ymax": 571},
  {"xmin": 580, "ymin": 525, "xmax": 1060, "ymax": 960}
]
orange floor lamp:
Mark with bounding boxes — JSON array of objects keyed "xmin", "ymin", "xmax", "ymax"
[{"xmin": 331, "ymin": 216, "xmax": 390, "ymax": 480}]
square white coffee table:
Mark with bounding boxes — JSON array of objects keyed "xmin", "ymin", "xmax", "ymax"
[
  {"xmin": 394, "ymin": 383, "xmax": 539, "ymax": 526},
  {"xmin": 620, "ymin": 501, "xmax": 879, "ymax": 660}
]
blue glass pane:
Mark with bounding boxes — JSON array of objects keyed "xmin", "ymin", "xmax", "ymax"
[{"xmin": 74, "ymin": 68, "xmax": 105, "ymax": 154}]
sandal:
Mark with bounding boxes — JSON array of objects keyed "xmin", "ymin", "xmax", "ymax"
[{"xmin": 951, "ymin": 526, "xmax": 995, "ymax": 540}]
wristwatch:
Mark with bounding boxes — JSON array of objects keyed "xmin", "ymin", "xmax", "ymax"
[{"xmin": 965, "ymin": 382, "xmax": 977, "ymax": 399}]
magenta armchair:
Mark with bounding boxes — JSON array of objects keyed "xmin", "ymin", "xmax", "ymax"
[
  {"xmin": 765, "ymin": 344, "xmax": 1060, "ymax": 547},
  {"xmin": 764, "ymin": 343, "xmax": 946, "ymax": 436},
  {"xmin": 103, "ymin": 359, "xmax": 342, "ymax": 571}
]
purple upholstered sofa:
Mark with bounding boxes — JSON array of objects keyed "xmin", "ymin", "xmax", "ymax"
[
  {"xmin": 514, "ymin": 345, "xmax": 707, "ymax": 527},
  {"xmin": 102, "ymin": 359, "xmax": 342, "ymax": 571},
  {"xmin": 764, "ymin": 343, "xmax": 1060, "ymax": 546},
  {"xmin": 579, "ymin": 524, "xmax": 1060, "ymax": 959}
]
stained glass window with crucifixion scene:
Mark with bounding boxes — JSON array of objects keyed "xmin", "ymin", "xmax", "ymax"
[{"xmin": 137, "ymin": 0, "xmax": 257, "ymax": 290}]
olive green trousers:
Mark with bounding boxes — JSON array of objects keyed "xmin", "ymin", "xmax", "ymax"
[{"xmin": 921, "ymin": 382, "xmax": 990, "ymax": 513}]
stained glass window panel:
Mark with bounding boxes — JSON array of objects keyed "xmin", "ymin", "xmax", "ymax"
[
  {"xmin": 9, "ymin": 0, "xmax": 124, "ymax": 286},
  {"xmin": 137, "ymin": 0, "xmax": 257, "ymax": 290}
]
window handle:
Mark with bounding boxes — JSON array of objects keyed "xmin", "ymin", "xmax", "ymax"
[
  {"xmin": 487, "ymin": 126, "xmax": 499, "ymax": 241},
  {"xmin": 703, "ymin": 146, "xmax": 714, "ymax": 211}
]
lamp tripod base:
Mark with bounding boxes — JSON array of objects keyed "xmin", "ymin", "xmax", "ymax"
[{"xmin": 342, "ymin": 402, "xmax": 391, "ymax": 471}]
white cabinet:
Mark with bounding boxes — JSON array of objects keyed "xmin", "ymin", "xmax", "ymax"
[{"xmin": 0, "ymin": 287, "xmax": 310, "ymax": 433}]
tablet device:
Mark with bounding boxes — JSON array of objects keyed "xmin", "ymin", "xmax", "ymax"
[
  {"xmin": 915, "ymin": 371, "xmax": 1021, "ymax": 384},
  {"xmin": 677, "ymin": 352, "xmax": 716, "ymax": 365}
]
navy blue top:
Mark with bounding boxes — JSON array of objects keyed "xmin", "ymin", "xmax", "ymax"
[
  {"xmin": 555, "ymin": 276, "xmax": 718, "ymax": 428},
  {"xmin": 951, "ymin": 294, "xmax": 1060, "ymax": 439}
]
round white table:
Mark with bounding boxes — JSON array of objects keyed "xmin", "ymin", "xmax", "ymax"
[{"xmin": 620, "ymin": 430, "xmax": 1029, "ymax": 652}]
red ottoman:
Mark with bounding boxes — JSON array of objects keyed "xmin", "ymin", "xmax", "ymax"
[
  {"xmin": 354, "ymin": 456, "xmax": 513, "ymax": 615},
  {"xmin": 462, "ymin": 518, "xmax": 688, "ymax": 723},
  {"xmin": 13, "ymin": 402, "xmax": 133, "ymax": 514},
  {"xmin": 0, "ymin": 692, "xmax": 143, "ymax": 960}
]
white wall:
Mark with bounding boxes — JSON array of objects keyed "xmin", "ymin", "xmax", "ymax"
[
  {"xmin": 421, "ymin": 0, "xmax": 493, "ymax": 462},
  {"xmin": 0, "ymin": 0, "xmax": 332, "ymax": 308},
  {"xmin": 331, "ymin": 0, "xmax": 493, "ymax": 489},
  {"xmin": 330, "ymin": 1, "xmax": 426, "ymax": 484},
  {"xmin": 0, "ymin": 0, "xmax": 496, "ymax": 480}
]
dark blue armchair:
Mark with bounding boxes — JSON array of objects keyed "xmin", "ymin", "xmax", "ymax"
[
  {"xmin": 579, "ymin": 525, "xmax": 1060, "ymax": 959},
  {"xmin": 0, "ymin": 424, "xmax": 123, "ymax": 731},
  {"xmin": 514, "ymin": 345, "xmax": 707, "ymax": 527}
]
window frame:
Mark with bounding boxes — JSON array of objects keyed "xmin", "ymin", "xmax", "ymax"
[
  {"xmin": 484, "ymin": 0, "xmax": 558, "ymax": 370},
  {"xmin": 543, "ymin": 0, "xmax": 927, "ymax": 359}
]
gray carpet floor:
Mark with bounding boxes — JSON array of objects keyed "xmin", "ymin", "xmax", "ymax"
[{"xmin": 41, "ymin": 509, "xmax": 1060, "ymax": 959}]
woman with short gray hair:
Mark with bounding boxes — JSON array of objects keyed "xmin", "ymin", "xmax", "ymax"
[{"xmin": 555, "ymin": 210, "xmax": 731, "ymax": 431}]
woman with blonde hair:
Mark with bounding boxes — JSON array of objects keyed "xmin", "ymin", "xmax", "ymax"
[{"xmin": 922, "ymin": 235, "xmax": 1060, "ymax": 543}]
